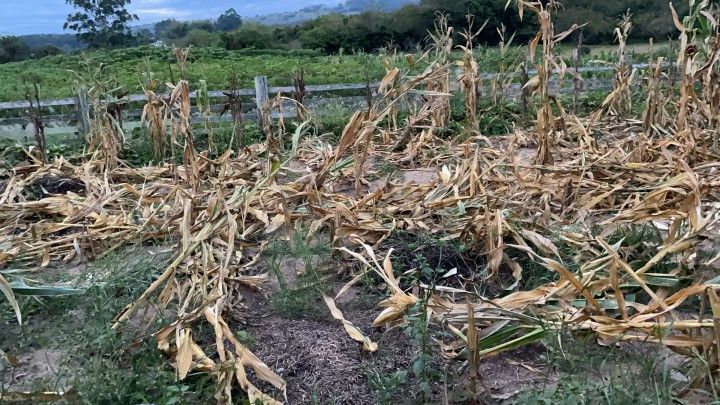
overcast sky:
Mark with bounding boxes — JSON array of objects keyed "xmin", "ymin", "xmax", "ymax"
[{"xmin": 0, "ymin": 0, "xmax": 343, "ymax": 35}]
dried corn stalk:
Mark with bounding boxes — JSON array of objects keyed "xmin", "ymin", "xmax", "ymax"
[
  {"xmin": 425, "ymin": 14, "xmax": 453, "ymax": 132},
  {"xmin": 141, "ymin": 82, "xmax": 169, "ymax": 161},
  {"xmin": 641, "ymin": 57, "xmax": 673, "ymax": 138},
  {"xmin": 197, "ymin": 79, "xmax": 215, "ymax": 154},
  {"xmin": 518, "ymin": 0, "xmax": 582, "ymax": 165},
  {"xmin": 169, "ymin": 47, "xmax": 200, "ymax": 190},
  {"xmin": 457, "ymin": 17, "xmax": 487, "ymax": 135},
  {"xmin": 491, "ymin": 23, "xmax": 518, "ymax": 106},
  {"xmin": 592, "ymin": 12, "xmax": 635, "ymax": 120}
]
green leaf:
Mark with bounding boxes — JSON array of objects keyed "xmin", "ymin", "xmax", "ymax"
[
  {"xmin": 478, "ymin": 327, "xmax": 547, "ymax": 357},
  {"xmin": 0, "ymin": 273, "xmax": 21, "ymax": 325},
  {"xmin": 8, "ymin": 280, "xmax": 84, "ymax": 296},
  {"xmin": 620, "ymin": 274, "xmax": 681, "ymax": 288},
  {"xmin": 412, "ymin": 357, "xmax": 425, "ymax": 378}
]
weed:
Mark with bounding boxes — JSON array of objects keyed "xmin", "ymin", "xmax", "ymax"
[
  {"xmin": 367, "ymin": 369, "xmax": 408, "ymax": 404},
  {"xmin": 377, "ymin": 161, "xmax": 398, "ymax": 178},
  {"xmin": 265, "ymin": 231, "xmax": 333, "ymax": 321},
  {"xmin": 125, "ymin": 121, "xmax": 265, "ymax": 165},
  {"xmin": 384, "ymin": 232, "xmax": 484, "ymax": 290},
  {"xmin": 235, "ymin": 330, "xmax": 256, "ymax": 348},
  {"xmin": 478, "ymin": 100, "xmax": 525, "ymax": 136},
  {"xmin": 517, "ymin": 331, "xmax": 676, "ymax": 404},
  {"xmin": 405, "ymin": 299, "xmax": 441, "ymax": 402},
  {"xmin": 0, "ymin": 247, "xmax": 219, "ymax": 404},
  {"xmin": 316, "ymin": 104, "xmax": 356, "ymax": 142}
]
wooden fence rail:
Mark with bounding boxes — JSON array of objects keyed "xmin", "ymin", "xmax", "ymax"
[
  {"xmin": 0, "ymin": 81, "xmax": 379, "ymax": 110},
  {"xmin": 0, "ymin": 62, "xmax": 656, "ymax": 140},
  {"xmin": 0, "ymin": 63, "xmax": 652, "ymax": 110}
]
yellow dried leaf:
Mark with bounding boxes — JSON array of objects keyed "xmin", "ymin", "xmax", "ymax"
[
  {"xmin": 323, "ymin": 295, "xmax": 378, "ymax": 352},
  {"xmin": 264, "ymin": 214, "xmax": 285, "ymax": 234},
  {"xmin": 176, "ymin": 329, "xmax": 194, "ymax": 380}
]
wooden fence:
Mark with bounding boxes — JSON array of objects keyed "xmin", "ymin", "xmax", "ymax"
[
  {"xmin": 0, "ymin": 77, "xmax": 383, "ymax": 140},
  {"xmin": 0, "ymin": 63, "xmax": 646, "ymax": 140}
]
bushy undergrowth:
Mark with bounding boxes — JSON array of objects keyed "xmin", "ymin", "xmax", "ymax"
[{"xmin": 0, "ymin": 248, "xmax": 219, "ymax": 404}]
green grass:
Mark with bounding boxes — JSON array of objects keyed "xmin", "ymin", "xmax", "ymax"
[
  {"xmin": 265, "ymin": 231, "xmax": 334, "ymax": 321},
  {"xmin": 516, "ymin": 332, "xmax": 677, "ymax": 405},
  {"xmin": 0, "ymin": 46, "xmax": 387, "ymax": 102},
  {"xmin": 0, "ymin": 246, "xmax": 219, "ymax": 404}
]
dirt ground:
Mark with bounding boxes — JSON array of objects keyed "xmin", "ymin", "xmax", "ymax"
[
  {"xmin": 235, "ymin": 281, "xmax": 554, "ymax": 404},
  {"xmin": 1, "ymin": 135, "xmax": 717, "ymax": 403},
  {"xmin": 1, "ymin": 228, "xmax": 714, "ymax": 404}
]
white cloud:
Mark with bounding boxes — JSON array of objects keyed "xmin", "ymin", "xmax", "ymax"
[{"xmin": 135, "ymin": 8, "xmax": 193, "ymax": 18}]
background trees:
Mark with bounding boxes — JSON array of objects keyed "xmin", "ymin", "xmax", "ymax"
[
  {"xmin": 215, "ymin": 9, "xmax": 243, "ymax": 32},
  {"xmin": 0, "ymin": 0, "xmax": 703, "ymax": 65},
  {"xmin": 0, "ymin": 36, "xmax": 61, "ymax": 63},
  {"xmin": 221, "ymin": 23, "xmax": 276, "ymax": 50},
  {"xmin": 0, "ymin": 37, "xmax": 31, "ymax": 63},
  {"xmin": 63, "ymin": 0, "xmax": 138, "ymax": 48}
]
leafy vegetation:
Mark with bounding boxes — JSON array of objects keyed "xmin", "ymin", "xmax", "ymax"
[
  {"xmin": 0, "ymin": 249, "xmax": 217, "ymax": 403},
  {"xmin": 265, "ymin": 232, "xmax": 333, "ymax": 321},
  {"xmin": 0, "ymin": 47, "xmax": 386, "ymax": 101}
]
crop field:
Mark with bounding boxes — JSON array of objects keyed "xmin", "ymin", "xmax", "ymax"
[
  {"xmin": 1, "ymin": 3, "xmax": 720, "ymax": 405},
  {"xmin": 0, "ymin": 47, "xmax": 388, "ymax": 102},
  {"xmin": 0, "ymin": 44, "xmax": 563, "ymax": 104}
]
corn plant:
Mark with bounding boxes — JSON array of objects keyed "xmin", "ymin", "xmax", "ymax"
[
  {"xmin": 23, "ymin": 75, "xmax": 47, "ymax": 163},
  {"xmin": 491, "ymin": 23, "xmax": 518, "ymax": 106},
  {"xmin": 425, "ymin": 13, "xmax": 453, "ymax": 132},
  {"xmin": 71, "ymin": 61, "xmax": 126, "ymax": 169},
  {"xmin": 514, "ymin": 0, "xmax": 582, "ymax": 165},
  {"xmin": 197, "ymin": 79, "xmax": 214, "ymax": 154},
  {"xmin": 169, "ymin": 47, "xmax": 200, "ymax": 190},
  {"xmin": 641, "ymin": 56, "xmax": 672, "ymax": 139},
  {"xmin": 140, "ymin": 61, "xmax": 169, "ymax": 161},
  {"xmin": 221, "ymin": 73, "xmax": 244, "ymax": 154},
  {"xmin": 457, "ymin": 16, "xmax": 486, "ymax": 135}
]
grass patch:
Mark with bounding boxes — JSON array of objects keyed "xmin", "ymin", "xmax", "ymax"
[
  {"xmin": 517, "ymin": 332, "xmax": 676, "ymax": 405},
  {"xmin": 265, "ymin": 231, "xmax": 333, "ymax": 321},
  {"xmin": 0, "ymin": 246, "xmax": 219, "ymax": 404}
]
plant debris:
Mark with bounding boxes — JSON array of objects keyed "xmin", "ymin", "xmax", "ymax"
[{"xmin": 2, "ymin": 5, "xmax": 720, "ymax": 404}]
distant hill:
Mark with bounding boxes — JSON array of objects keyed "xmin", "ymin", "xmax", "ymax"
[
  {"xmin": 338, "ymin": 0, "xmax": 417, "ymax": 12},
  {"xmin": 251, "ymin": 0, "xmax": 418, "ymax": 25},
  {"xmin": 18, "ymin": 34, "xmax": 83, "ymax": 52},
  {"xmin": 12, "ymin": 0, "xmax": 417, "ymax": 52}
]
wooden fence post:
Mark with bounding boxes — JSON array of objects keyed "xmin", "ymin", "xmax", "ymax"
[
  {"xmin": 254, "ymin": 75, "xmax": 268, "ymax": 125},
  {"xmin": 572, "ymin": 31, "xmax": 584, "ymax": 113},
  {"xmin": 76, "ymin": 86, "xmax": 91, "ymax": 140}
]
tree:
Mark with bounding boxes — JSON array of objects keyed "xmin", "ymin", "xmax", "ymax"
[
  {"xmin": 222, "ymin": 23, "xmax": 276, "ymax": 50},
  {"xmin": 154, "ymin": 19, "xmax": 178, "ymax": 39},
  {"xmin": 155, "ymin": 19, "xmax": 189, "ymax": 41},
  {"xmin": 0, "ymin": 36, "xmax": 31, "ymax": 63},
  {"xmin": 181, "ymin": 29, "xmax": 221, "ymax": 48},
  {"xmin": 216, "ymin": 8, "xmax": 243, "ymax": 32},
  {"xmin": 64, "ymin": 0, "xmax": 138, "ymax": 48}
]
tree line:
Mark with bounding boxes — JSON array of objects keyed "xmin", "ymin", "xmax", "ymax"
[
  {"xmin": 0, "ymin": 0, "xmax": 698, "ymax": 64},
  {"xmin": 222, "ymin": 0, "xmax": 692, "ymax": 53}
]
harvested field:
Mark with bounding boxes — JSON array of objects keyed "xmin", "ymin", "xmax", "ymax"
[{"xmin": 2, "ymin": 2, "xmax": 720, "ymax": 404}]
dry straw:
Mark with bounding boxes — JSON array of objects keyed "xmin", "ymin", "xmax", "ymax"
[{"xmin": 3, "ymin": 3, "xmax": 720, "ymax": 404}]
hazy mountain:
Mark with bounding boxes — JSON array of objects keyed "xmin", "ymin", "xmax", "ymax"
[
  {"xmin": 251, "ymin": 0, "xmax": 418, "ymax": 25},
  {"xmin": 16, "ymin": 34, "xmax": 83, "ymax": 52},
  {"xmin": 10, "ymin": 0, "xmax": 417, "ymax": 51}
]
